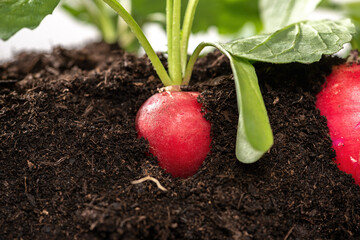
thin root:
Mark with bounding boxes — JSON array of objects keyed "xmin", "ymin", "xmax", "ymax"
[{"xmin": 131, "ymin": 176, "xmax": 168, "ymax": 192}]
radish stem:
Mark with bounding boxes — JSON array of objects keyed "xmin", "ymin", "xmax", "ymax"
[
  {"xmin": 181, "ymin": 0, "xmax": 199, "ymax": 77},
  {"xmin": 166, "ymin": 0, "xmax": 173, "ymax": 81},
  {"xmin": 170, "ymin": 0, "xmax": 182, "ymax": 85},
  {"xmin": 183, "ymin": 42, "xmax": 210, "ymax": 85}
]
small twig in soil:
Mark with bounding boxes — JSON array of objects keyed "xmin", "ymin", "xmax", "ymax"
[
  {"xmin": 131, "ymin": 176, "xmax": 167, "ymax": 191},
  {"xmin": 39, "ymin": 156, "xmax": 68, "ymax": 166},
  {"xmin": 24, "ymin": 176, "xmax": 27, "ymax": 193},
  {"xmin": 120, "ymin": 216, "xmax": 146, "ymax": 228},
  {"xmin": 284, "ymin": 225, "xmax": 295, "ymax": 240}
]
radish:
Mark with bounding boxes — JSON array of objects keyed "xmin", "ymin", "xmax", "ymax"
[
  {"xmin": 316, "ymin": 63, "xmax": 360, "ymax": 184},
  {"xmin": 136, "ymin": 91, "xmax": 211, "ymax": 178}
]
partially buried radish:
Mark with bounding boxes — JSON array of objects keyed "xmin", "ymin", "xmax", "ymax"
[
  {"xmin": 316, "ymin": 63, "xmax": 360, "ymax": 184},
  {"xmin": 136, "ymin": 91, "xmax": 211, "ymax": 178}
]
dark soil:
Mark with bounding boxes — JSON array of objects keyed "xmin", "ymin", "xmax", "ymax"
[{"xmin": 1, "ymin": 42, "xmax": 360, "ymax": 240}]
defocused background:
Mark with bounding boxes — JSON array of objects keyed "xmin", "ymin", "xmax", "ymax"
[{"xmin": 0, "ymin": 0, "xmax": 359, "ymax": 62}]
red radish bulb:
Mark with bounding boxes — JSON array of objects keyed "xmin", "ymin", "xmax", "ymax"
[
  {"xmin": 135, "ymin": 91, "xmax": 211, "ymax": 178},
  {"xmin": 316, "ymin": 63, "xmax": 360, "ymax": 184}
]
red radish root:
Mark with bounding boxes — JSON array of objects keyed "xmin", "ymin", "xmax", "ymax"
[
  {"xmin": 316, "ymin": 63, "xmax": 360, "ymax": 184},
  {"xmin": 136, "ymin": 91, "xmax": 211, "ymax": 178}
]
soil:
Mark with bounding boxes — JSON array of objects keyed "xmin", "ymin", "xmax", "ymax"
[{"xmin": 1, "ymin": 42, "xmax": 360, "ymax": 240}]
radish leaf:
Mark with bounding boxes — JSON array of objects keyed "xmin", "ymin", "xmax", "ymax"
[
  {"xmin": 260, "ymin": 0, "xmax": 322, "ymax": 33},
  {"xmin": 0, "ymin": 0, "xmax": 60, "ymax": 40},
  {"xmin": 220, "ymin": 19, "xmax": 355, "ymax": 64},
  {"xmin": 187, "ymin": 42, "xmax": 273, "ymax": 163},
  {"xmin": 229, "ymin": 56, "xmax": 273, "ymax": 163}
]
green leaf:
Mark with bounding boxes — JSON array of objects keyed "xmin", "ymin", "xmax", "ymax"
[
  {"xmin": 0, "ymin": 0, "xmax": 60, "ymax": 40},
  {"xmin": 319, "ymin": 0, "xmax": 360, "ymax": 50},
  {"xmin": 260, "ymin": 0, "xmax": 322, "ymax": 33},
  {"xmin": 220, "ymin": 19, "xmax": 355, "ymax": 64},
  {"xmin": 229, "ymin": 57, "xmax": 273, "ymax": 163},
  {"xmin": 191, "ymin": 43, "xmax": 273, "ymax": 163}
]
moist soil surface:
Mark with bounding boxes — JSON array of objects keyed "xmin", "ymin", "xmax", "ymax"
[{"xmin": 1, "ymin": 42, "xmax": 360, "ymax": 240}]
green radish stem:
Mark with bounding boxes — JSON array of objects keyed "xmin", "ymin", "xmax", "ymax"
[
  {"xmin": 166, "ymin": 0, "xmax": 173, "ymax": 82},
  {"xmin": 181, "ymin": 0, "xmax": 199, "ymax": 77},
  {"xmin": 183, "ymin": 42, "xmax": 210, "ymax": 85},
  {"xmin": 169, "ymin": 0, "xmax": 182, "ymax": 85},
  {"xmin": 104, "ymin": 0, "xmax": 201, "ymax": 87}
]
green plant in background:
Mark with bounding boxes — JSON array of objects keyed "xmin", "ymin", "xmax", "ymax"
[
  {"xmin": 62, "ymin": 0, "xmax": 139, "ymax": 51},
  {"xmin": 0, "ymin": 0, "xmax": 355, "ymax": 164},
  {"xmin": 62, "ymin": 0, "xmax": 262, "ymax": 52},
  {"xmin": 62, "ymin": 0, "xmax": 119, "ymax": 44},
  {"xmin": 345, "ymin": 2, "xmax": 360, "ymax": 49},
  {"xmin": 61, "ymin": 0, "xmax": 360, "ymax": 53}
]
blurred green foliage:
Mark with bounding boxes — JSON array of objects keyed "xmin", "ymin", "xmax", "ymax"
[
  {"xmin": 62, "ymin": 0, "xmax": 261, "ymax": 51},
  {"xmin": 62, "ymin": 0, "xmax": 360, "ymax": 51},
  {"xmin": 62, "ymin": 0, "xmax": 119, "ymax": 43}
]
